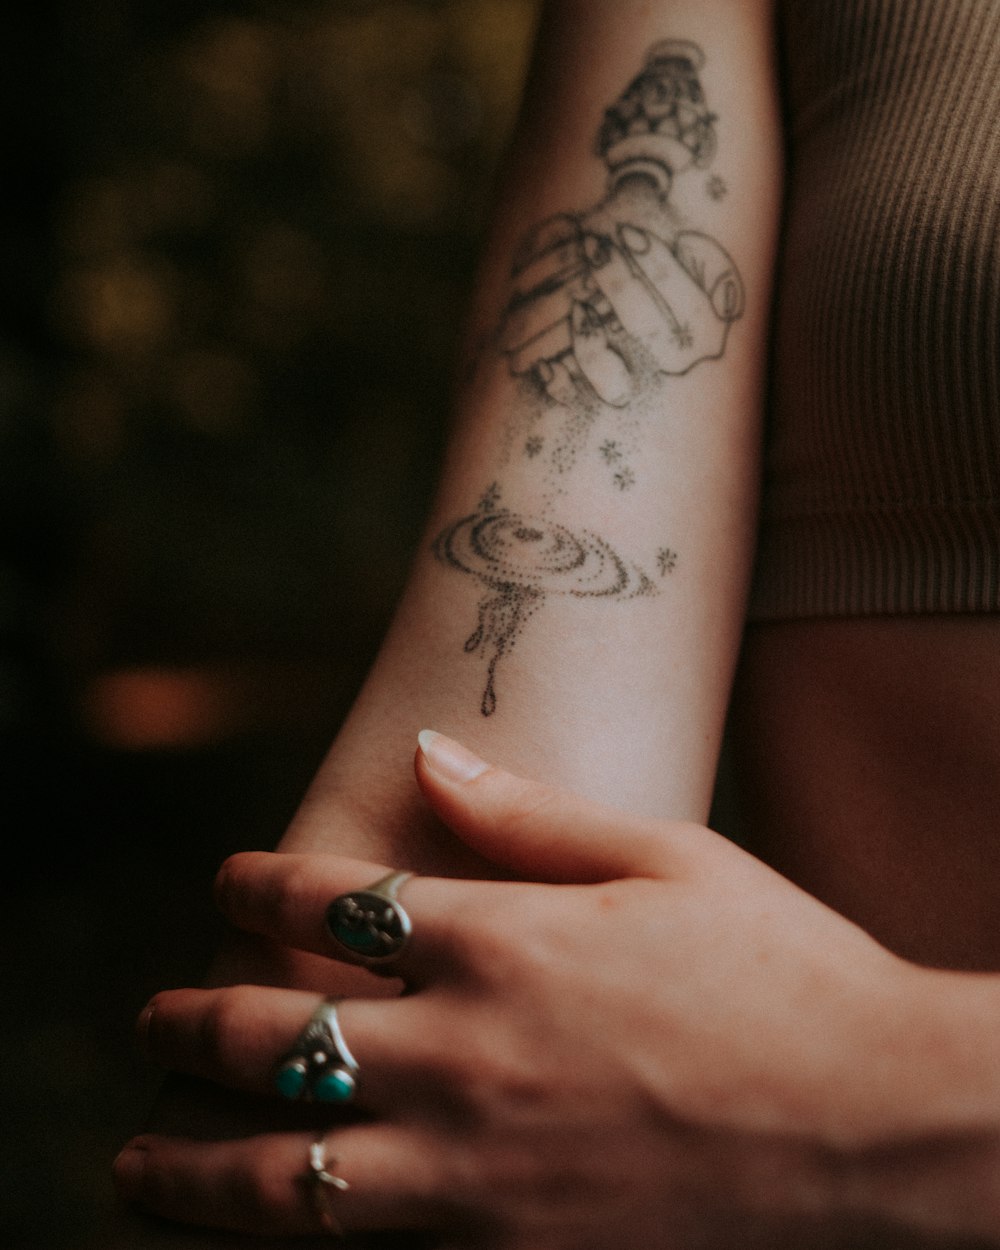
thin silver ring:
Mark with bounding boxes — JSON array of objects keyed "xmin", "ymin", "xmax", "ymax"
[
  {"xmin": 325, "ymin": 869, "xmax": 414, "ymax": 971},
  {"xmin": 306, "ymin": 1132, "xmax": 349, "ymax": 1239},
  {"xmin": 274, "ymin": 998, "xmax": 359, "ymax": 1104}
]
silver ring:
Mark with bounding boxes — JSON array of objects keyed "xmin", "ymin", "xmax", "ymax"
[
  {"xmin": 325, "ymin": 870, "xmax": 414, "ymax": 971},
  {"xmin": 274, "ymin": 998, "xmax": 359, "ymax": 1104},
  {"xmin": 305, "ymin": 1132, "xmax": 349, "ymax": 1239}
]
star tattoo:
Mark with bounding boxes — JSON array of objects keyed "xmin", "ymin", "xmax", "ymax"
[{"xmin": 657, "ymin": 547, "xmax": 678, "ymax": 575}]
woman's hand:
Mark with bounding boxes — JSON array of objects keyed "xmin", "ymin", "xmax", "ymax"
[{"xmin": 113, "ymin": 732, "xmax": 1000, "ymax": 1248}]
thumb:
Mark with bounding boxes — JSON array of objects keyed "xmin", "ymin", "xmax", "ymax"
[{"xmin": 413, "ymin": 730, "xmax": 690, "ymax": 883}]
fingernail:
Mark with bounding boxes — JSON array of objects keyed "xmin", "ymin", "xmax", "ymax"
[
  {"xmin": 619, "ymin": 224, "xmax": 650, "ymax": 255},
  {"xmin": 136, "ymin": 999, "xmax": 156, "ymax": 1059},
  {"xmin": 113, "ymin": 1139, "xmax": 149, "ymax": 1195},
  {"xmin": 417, "ymin": 730, "xmax": 490, "ymax": 783}
]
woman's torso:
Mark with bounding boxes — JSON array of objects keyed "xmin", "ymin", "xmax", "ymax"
[{"xmin": 734, "ymin": 0, "xmax": 1000, "ymax": 970}]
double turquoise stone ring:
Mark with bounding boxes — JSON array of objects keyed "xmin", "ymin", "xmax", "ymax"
[
  {"xmin": 274, "ymin": 998, "xmax": 359, "ymax": 1104},
  {"xmin": 325, "ymin": 870, "xmax": 414, "ymax": 972}
]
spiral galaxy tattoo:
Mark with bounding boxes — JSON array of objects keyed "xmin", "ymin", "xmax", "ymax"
[{"xmin": 434, "ymin": 500, "xmax": 654, "ymax": 716}]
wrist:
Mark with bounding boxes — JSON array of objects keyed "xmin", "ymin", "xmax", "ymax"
[{"xmin": 835, "ymin": 962, "xmax": 1000, "ymax": 1242}]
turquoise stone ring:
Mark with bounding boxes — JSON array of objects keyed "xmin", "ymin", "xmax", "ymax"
[{"xmin": 273, "ymin": 998, "xmax": 359, "ymax": 1104}]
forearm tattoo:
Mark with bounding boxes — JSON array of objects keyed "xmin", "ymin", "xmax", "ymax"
[{"xmin": 434, "ymin": 41, "xmax": 743, "ymax": 716}]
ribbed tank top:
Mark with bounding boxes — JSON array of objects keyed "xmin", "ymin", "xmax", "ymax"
[{"xmin": 749, "ymin": 0, "xmax": 1000, "ymax": 620}]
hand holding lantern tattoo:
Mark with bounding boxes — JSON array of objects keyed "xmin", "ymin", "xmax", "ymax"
[
  {"xmin": 499, "ymin": 40, "xmax": 744, "ymax": 409},
  {"xmin": 435, "ymin": 41, "xmax": 743, "ymax": 716}
]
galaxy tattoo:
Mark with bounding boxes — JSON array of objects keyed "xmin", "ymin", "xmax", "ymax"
[{"xmin": 435, "ymin": 41, "xmax": 742, "ymax": 715}]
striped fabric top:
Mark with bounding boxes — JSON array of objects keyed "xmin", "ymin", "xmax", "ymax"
[{"xmin": 749, "ymin": 0, "xmax": 1000, "ymax": 619}]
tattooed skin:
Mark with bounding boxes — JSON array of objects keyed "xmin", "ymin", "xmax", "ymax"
[
  {"xmin": 500, "ymin": 40, "xmax": 743, "ymax": 418},
  {"xmin": 434, "ymin": 489, "xmax": 655, "ymax": 716},
  {"xmin": 435, "ymin": 41, "xmax": 732, "ymax": 715}
]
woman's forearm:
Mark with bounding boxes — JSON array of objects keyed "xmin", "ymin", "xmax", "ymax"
[{"xmin": 277, "ymin": 0, "xmax": 783, "ymax": 868}]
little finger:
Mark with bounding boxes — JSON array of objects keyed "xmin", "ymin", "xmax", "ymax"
[{"xmin": 113, "ymin": 1126, "xmax": 451, "ymax": 1237}]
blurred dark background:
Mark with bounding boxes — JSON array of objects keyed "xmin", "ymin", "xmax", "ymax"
[{"xmin": 0, "ymin": 3, "xmax": 535, "ymax": 1245}]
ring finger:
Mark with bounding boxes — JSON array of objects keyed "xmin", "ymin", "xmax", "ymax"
[{"xmin": 141, "ymin": 986, "xmax": 446, "ymax": 1114}]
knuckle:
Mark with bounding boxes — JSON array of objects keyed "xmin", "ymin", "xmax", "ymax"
[
  {"xmin": 484, "ymin": 1055, "xmax": 551, "ymax": 1114},
  {"xmin": 475, "ymin": 887, "xmax": 573, "ymax": 982},
  {"xmin": 495, "ymin": 782, "xmax": 562, "ymax": 843},
  {"xmin": 272, "ymin": 860, "xmax": 317, "ymax": 931},
  {"xmin": 200, "ymin": 986, "xmax": 256, "ymax": 1072},
  {"xmin": 216, "ymin": 852, "xmax": 295, "ymax": 928},
  {"xmin": 213, "ymin": 853, "xmax": 250, "ymax": 912},
  {"xmin": 230, "ymin": 1159, "xmax": 299, "ymax": 1234},
  {"xmin": 455, "ymin": 900, "xmax": 528, "ymax": 987},
  {"xmin": 216, "ymin": 853, "xmax": 311, "ymax": 940},
  {"xmin": 442, "ymin": 1022, "xmax": 546, "ymax": 1123}
]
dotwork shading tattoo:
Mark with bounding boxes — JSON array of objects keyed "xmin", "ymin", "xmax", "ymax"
[
  {"xmin": 524, "ymin": 434, "xmax": 544, "ymax": 457},
  {"xmin": 434, "ymin": 41, "xmax": 738, "ymax": 715}
]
